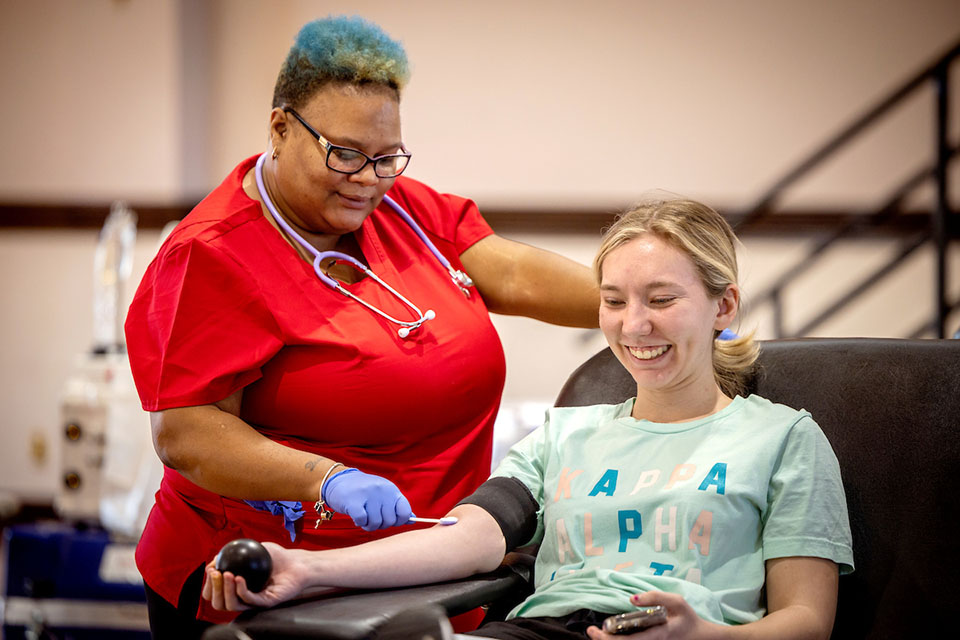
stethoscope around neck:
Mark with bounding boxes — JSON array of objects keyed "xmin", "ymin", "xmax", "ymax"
[{"xmin": 254, "ymin": 152, "xmax": 474, "ymax": 338}]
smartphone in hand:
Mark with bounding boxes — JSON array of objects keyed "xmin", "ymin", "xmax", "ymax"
[{"xmin": 601, "ymin": 605, "xmax": 667, "ymax": 634}]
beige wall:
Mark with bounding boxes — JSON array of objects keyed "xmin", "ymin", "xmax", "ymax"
[
  {"xmin": 1, "ymin": 0, "xmax": 958, "ymax": 501},
  {"xmin": 0, "ymin": 0, "xmax": 182, "ymax": 202},
  {"xmin": 2, "ymin": 0, "xmax": 958, "ymax": 207}
]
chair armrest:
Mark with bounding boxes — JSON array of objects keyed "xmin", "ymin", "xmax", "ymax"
[{"xmin": 221, "ymin": 552, "xmax": 534, "ymax": 640}]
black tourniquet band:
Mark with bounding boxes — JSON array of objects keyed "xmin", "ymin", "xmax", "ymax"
[{"xmin": 457, "ymin": 476, "xmax": 539, "ymax": 551}]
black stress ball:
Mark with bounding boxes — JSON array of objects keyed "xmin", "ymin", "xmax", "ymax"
[{"xmin": 215, "ymin": 539, "xmax": 272, "ymax": 593}]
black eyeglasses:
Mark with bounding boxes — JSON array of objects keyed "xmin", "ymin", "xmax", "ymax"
[{"xmin": 283, "ymin": 107, "xmax": 412, "ymax": 178}]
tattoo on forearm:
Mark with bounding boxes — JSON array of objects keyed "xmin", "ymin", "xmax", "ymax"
[{"xmin": 304, "ymin": 458, "xmax": 323, "ymax": 472}]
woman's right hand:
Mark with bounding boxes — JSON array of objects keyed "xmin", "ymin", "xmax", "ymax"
[
  {"xmin": 202, "ymin": 542, "xmax": 306, "ymax": 611},
  {"xmin": 322, "ymin": 468, "xmax": 414, "ymax": 531},
  {"xmin": 585, "ymin": 592, "xmax": 719, "ymax": 640}
]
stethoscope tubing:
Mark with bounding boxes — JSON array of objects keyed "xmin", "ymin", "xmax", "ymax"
[{"xmin": 253, "ymin": 153, "xmax": 466, "ymax": 337}]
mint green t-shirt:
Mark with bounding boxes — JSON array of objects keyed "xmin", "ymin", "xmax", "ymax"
[{"xmin": 491, "ymin": 394, "xmax": 854, "ymax": 625}]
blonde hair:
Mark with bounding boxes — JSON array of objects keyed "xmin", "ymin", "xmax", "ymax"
[{"xmin": 594, "ymin": 198, "xmax": 758, "ymax": 397}]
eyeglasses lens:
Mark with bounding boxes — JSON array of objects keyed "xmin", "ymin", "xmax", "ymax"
[{"xmin": 327, "ymin": 147, "xmax": 409, "ymax": 178}]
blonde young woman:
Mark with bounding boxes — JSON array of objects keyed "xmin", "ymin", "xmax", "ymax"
[{"xmin": 203, "ymin": 199, "xmax": 854, "ymax": 640}]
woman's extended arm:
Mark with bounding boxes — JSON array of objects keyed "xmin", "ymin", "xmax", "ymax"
[
  {"xmin": 152, "ymin": 387, "xmax": 412, "ymax": 530},
  {"xmin": 151, "ymin": 388, "xmax": 336, "ymax": 502},
  {"xmin": 460, "ymin": 234, "xmax": 599, "ymax": 328},
  {"xmin": 586, "ymin": 556, "xmax": 839, "ymax": 640},
  {"xmin": 203, "ymin": 503, "xmax": 506, "ymax": 611}
]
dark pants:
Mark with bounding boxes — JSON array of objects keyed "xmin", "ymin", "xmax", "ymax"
[
  {"xmin": 465, "ymin": 609, "xmax": 614, "ymax": 640},
  {"xmin": 143, "ymin": 564, "xmax": 214, "ymax": 640}
]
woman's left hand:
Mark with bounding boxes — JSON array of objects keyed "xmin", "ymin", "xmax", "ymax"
[
  {"xmin": 322, "ymin": 468, "xmax": 414, "ymax": 531},
  {"xmin": 202, "ymin": 542, "xmax": 308, "ymax": 611},
  {"xmin": 585, "ymin": 591, "xmax": 720, "ymax": 640}
]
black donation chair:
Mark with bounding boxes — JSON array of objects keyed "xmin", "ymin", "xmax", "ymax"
[{"xmin": 206, "ymin": 338, "xmax": 960, "ymax": 640}]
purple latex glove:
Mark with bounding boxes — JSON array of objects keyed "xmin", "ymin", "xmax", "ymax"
[
  {"xmin": 244, "ymin": 500, "xmax": 304, "ymax": 541},
  {"xmin": 322, "ymin": 468, "xmax": 413, "ymax": 531}
]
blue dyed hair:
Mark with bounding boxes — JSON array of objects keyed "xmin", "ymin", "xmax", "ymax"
[{"xmin": 272, "ymin": 16, "xmax": 410, "ymax": 108}]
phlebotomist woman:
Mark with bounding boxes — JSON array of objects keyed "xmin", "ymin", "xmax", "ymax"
[{"xmin": 124, "ymin": 15, "xmax": 599, "ymax": 639}]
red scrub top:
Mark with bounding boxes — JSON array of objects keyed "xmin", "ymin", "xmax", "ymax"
[{"xmin": 125, "ymin": 155, "xmax": 506, "ymax": 621}]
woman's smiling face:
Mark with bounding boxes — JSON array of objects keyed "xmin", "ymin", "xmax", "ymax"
[{"xmin": 599, "ymin": 233, "xmax": 735, "ymax": 395}]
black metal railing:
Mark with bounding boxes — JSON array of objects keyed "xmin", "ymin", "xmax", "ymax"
[{"xmin": 734, "ymin": 39, "xmax": 960, "ymax": 338}]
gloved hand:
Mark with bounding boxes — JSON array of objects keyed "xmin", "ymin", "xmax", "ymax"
[{"xmin": 322, "ymin": 468, "xmax": 413, "ymax": 531}]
